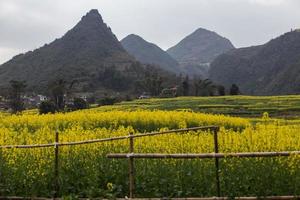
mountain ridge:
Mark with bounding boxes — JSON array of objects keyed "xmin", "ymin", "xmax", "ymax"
[
  {"xmin": 166, "ymin": 28, "xmax": 235, "ymax": 78},
  {"xmin": 121, "ymin": 34, "xmax": 182, "ymax": 74},
  {"xmin": 209, "ymin": 30, "xmax": 300, "ymax": 95},
  {"xmin": 167, "ymin": 28, "xmax": 235, "ymax": 65},
  {"xmin": 0, "ymin": 9, "xmax": 139, "ymax": 93}
]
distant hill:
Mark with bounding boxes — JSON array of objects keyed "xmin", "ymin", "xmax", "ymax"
[
  {"xmin": 0, "ymin": 9, "xmax": 146, "ymax": 93},
  {"xmin": 209, "ymin": 30, "xmax": 300, "ymax": 95},
  {"xmin": 121, "ymin": 34, "xmax": 182, "ymax": 74},
  {"xmin": 167, "ymin": 28, "xmax": 235, "ymax": 77}
]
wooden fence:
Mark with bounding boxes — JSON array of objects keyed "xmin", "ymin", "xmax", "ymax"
[
  {"xmin": 0, "ymin": 126, "xmax": 300, "ymax": 199},
  {"xmin": 106, "ymin": 126, "xmax": 300, "ymax": 199}
]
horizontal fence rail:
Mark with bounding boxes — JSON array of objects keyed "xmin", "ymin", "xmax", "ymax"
[
  {"xmin": 0, "ymin": 196, "xmax": 300, "ymax": 200},
  {"xmin": 107, "ymin": 151, "xmax": 300, "ymax": 159},
  {"xmin": 0, "ymin": 126, "xmax": 218, "ymax": 149}
]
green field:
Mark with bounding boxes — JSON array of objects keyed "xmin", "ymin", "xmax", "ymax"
[{"xmin": 101, "ymin": 95, "xmax": 300, "ymax": 119}]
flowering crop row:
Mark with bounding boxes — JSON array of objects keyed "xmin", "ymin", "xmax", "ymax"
[{"xmin": 0, "ymin": 110, "xmax": 299, "ymax": 197}]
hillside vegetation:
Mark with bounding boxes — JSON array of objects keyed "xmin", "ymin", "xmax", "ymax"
[{"xmin": 209, "ymin": 30, "xmax": 300, "ymax": 95}]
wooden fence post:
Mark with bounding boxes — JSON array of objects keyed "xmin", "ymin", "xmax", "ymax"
[
  {"xmin": 129, "ymin": 132, "xmax": 135, "ymax": 199},
  {"xmin": 54, "ymin": 130, "xmax": 59, "ymax": 199},
  {"xmin": 213, "ymin": 127, "xmax": 221, "ymax": 197}
]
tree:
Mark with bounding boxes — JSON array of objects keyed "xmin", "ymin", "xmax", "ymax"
[
  {"xmin": 217, "ymin": 85, "xmax": 226, "ymax": 96},
  {"xmin": 8, "ymin": 80, "xmax": 26, "ymax": 114},
  {"xmin": 67, "ymin": 80, "xmax": 79, "ymax": 96},
  {"xmin": 194, "ymin": 78, "xmax": 215, "ymax": 96},
  {"xmin": 135, "ymin": 66, "xmax": 163, "ymax": 96},
  {"xmin": 230, "ymin": 84, "xmax": 240, "ymax": 95},
  {"xmin": 98, "ymin": 96, "xmax": 118, "ymax": 106},
  {"xmin": 50, "ymin": 79, "xmax": 67, "ymax": 111},
  {"xmin": 182, "ymin": 75, "xmax": 190, "ymax": 96},
  {"xmin": 73, "ymin": 98, "xmax": 88, "ymax": 110},
  {"xmin": 39, "ymin": 101, "xmax": 56, "ymax": 114}
]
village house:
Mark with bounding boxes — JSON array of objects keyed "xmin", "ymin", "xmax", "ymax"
[
  {"xmin": 23, "ymin": 94, "xmax": 48, "ymax": 108},
  {"xmin": 0, "ymin": 95, "xmax": 9, "ymax": 110}
]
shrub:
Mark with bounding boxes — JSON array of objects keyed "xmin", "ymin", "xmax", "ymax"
[
  {"xmin": 98, "ymin": 96, "xmax": 118, "ymax": 106},
  {"xmin": 73, "ymin": 98, "xmax": 88, "ymax": 110},
  {"xmin": 217, "ymin": 85, "xmax": 226, "ymax": 96},
  {"xmin": 39, "ymin": 101, "xmax": 56, "ymax": 114},
  {"xmin": 230, "ymin": 84, "xmax": 241, "ymax": 95}
]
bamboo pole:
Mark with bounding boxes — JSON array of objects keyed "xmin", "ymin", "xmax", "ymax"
[
  {"xmin": 54, "ymin": 131, "xmax": 59, "ymax": 199},
  {"xmin": 213, "ymin": 127, "xmax": 221, "ymax": 197},
  {"xmin": 107, "ymin": 151, "xmax": 300, "ymax": 159},
  {"xmin": 0, "ymin": 196, "xmax": 299, "ymax": 200},
  {"xmin": 0, "ymin": 126, "xmax": 217, "ymax": 149},
  {"xmin": 129, "ymin": 132, "xmax": 135, "ymax": 199}
]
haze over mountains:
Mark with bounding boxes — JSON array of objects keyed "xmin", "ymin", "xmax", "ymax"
[
  {"xmin": 122, "ymin": 28, "xmax": 234, "ymax": 78},
  {"xmin": 1, "ymin": 9, "xmax": 300, "ymax": 95},
  {"xmin": 209, "ymin": 29, "xmax": 300, "ymax": 95}
]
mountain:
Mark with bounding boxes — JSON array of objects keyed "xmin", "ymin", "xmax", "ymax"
[
  {"xmin": 209, "ymin": 30, "xmax": 300, "ymax": 95},
  {"xmin": 167, "ymin": 28, "xmax": 235, "ymax": 72},
  {"xmin": 121, "ymin": 34, "xmax": 182, "ymax": 74},
  {"xmin": 167, "ymin": 28, "xmax": 235, "ymax": 64},
  {"xmin": 0, "ymin": 9, "xmax": 144, "ymax": 93}
]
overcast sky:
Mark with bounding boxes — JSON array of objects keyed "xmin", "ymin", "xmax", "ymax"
[{"xmin": 1, "ymin": 0, "xmax": 300, "ymax": 64}]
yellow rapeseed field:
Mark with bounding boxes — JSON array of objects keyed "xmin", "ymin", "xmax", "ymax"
[{"xmin": 0, "ymin": 109, "xmax": 299, "ymax": 197}]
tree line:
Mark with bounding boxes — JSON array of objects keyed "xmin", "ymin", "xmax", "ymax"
[
  {"xmin": 179, "ymin": 75, "xmax": 240, "ymax": 97},
  {"xmin": 4, "ymin": 62, "xmax": 241, "ymax": 114},
  {"xmin": 6, "ymin": 79, "xmax": 88, "ymax": 114}
]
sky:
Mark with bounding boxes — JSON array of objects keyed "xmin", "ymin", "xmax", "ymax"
[{"xmin": 0, "ymin": 0, "xmax": 300, "ymax": 64}]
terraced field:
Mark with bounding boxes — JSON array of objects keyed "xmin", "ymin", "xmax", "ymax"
[{"xmin": 100, "ymin": 95, "xmax": 300, "ymax": 119}]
